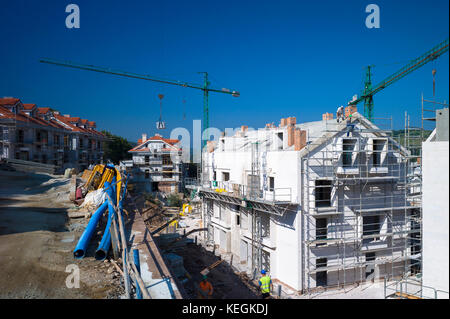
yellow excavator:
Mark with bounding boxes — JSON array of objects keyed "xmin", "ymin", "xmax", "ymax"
[{"xmin": 83, "ymin": 164, "xmax": 122, "ymax": 203}]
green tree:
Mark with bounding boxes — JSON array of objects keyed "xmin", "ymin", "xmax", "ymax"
[
  {"xmin": 167, "ymin": 193, "xmax": 183, "ymax": 208},
  {"xmin": 101, "ymin": 130, "xmax": 135, "ymax": 164}
]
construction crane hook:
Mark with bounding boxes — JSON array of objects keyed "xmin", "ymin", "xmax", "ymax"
[
  {"xmin": 157, "ymin": 94, "xmax": 166, "ymax": 129},
  {"xmin": 432, "ymin": 68, "xmax": 437, "ymax": 97}
]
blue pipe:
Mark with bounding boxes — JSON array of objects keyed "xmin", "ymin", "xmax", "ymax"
[
  {"xmin": 73, "ymin": 200, "xmax": 108, "ymax": 259},
  {"xmin": 95, "ymin": 180, "xmax": 116, "ymax": 260},
  {"xmin": 133, "ymin": 249, "xmax": 142, "ymax": 299}
]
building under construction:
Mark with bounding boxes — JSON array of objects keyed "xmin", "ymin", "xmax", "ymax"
[
  {"xmin": 188, "ymin": 108, "xmax": 422, "ymax": 294},
  {"xmin": 0, "ymin": 97, "xmax": 107, "ymax": 171}
]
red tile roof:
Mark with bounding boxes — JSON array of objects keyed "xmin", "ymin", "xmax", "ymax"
[
  {"xmin": 129, "ymin": 135, "xmax": 180, "ymax": 152},
  {"xmin": 148, "ymin": 135, "xmax": 179, "ymax": 145},
  {"xmin": 0, "ymin": 97, "xmax": 105, "ymax": 138},
  {"xmin": 0, "ymin": 98, "xmax": 20, "ymax": 106},
  {"xmin": 37, "ymin": 107, "xmax": 51, "ymax": 114},
  {"xmin": 23, "ymin": 103, "xmax": 36, "ymax": 110},
  {"xmin": 54, "ymin": 113, "xmax": 105, "ymax": 137}
]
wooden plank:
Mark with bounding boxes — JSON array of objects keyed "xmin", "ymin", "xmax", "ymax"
[{"xmin": 110, "ymin": 215, "xmax": 120, "ymax": 260}]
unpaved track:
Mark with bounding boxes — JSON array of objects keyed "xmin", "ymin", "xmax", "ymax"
[{"xmin": 0, "ymin": 171, "xmax": 122, "ymax": 299}]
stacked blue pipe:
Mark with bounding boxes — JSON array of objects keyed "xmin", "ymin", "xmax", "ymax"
[
  {"xmin": 73, "ymin": 200, "xmax": 109, "ymax": 259},
  {"xmin": 95, "ymin": 179, "xmax": 117, "ymax": 260}
]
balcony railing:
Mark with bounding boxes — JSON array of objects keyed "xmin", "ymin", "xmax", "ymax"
[{"xmin": 185, "ymin": 179, "xmax": 293, "ymax": 204}]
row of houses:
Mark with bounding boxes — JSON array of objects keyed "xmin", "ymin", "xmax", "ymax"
[{"xmin": 0, "ymin": 97, "xmax": 108, "ymax": 171}]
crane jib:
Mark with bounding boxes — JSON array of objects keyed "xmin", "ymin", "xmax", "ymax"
[{"xmin": 349, "ymin": 38, "xmax": 449, "ymax": 106}]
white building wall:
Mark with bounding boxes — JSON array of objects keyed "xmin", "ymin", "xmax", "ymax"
[
  {"xmin": 202, "ymin": 118, "xmax": 410, "ymax": 293},
  {"xmin": 302, "ymin": 125, "xmax": 409, "ymax": 290},
  {"xmin": 422, "ymin": 140, "xmax": 449, "ymax": 298}
]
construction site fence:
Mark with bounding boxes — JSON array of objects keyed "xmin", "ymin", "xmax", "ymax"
[{"xmin": 384, "ymin": 277, "xmax": 449, "ymax": 299}]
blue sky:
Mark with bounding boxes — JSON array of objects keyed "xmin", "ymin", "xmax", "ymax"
[{"xmin": 1, "ymin": 0, "xmax": 448, "ymax": 142}]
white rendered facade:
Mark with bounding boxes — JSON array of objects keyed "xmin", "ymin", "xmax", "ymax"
[
  {"xmin": 422, "ymin": 129, "xmax": 449, "ymax": 299},
  {"xmin": 196, "ymin": 113, "xmax": 417, "ymax": 293}
]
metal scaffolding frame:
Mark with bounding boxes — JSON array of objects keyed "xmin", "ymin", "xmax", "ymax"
[
  {"xmin": 301, "ymin": 116, "xmax": 422, "ymax": 294},
  {"xmin": 383, "ymin": 96, "xmax": 449, "ymax": 299}
]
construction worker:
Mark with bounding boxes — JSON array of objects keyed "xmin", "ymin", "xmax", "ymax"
[
  {"xmin": 198, "ymin": 275, "xmax": 213, "ymax": 299},
  {"xmin": 258, "ymin": 269, "xmax": 273, "ymax": 299},
  {"xmin": 346, "ymin": 113, "xmax": 355, "ymax": 137},
  {"xmin": 336, "ymin": 106, "xmax": 344, "ymax": 123}
]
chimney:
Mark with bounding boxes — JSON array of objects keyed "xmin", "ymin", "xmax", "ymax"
[
  {"xmin": 280, "ymin": 118, "xmax": 287, "ymax": 127},
  {"xmin": 241, "ymin": 125, "xmax": 248, "ymax": 132},
  {"xmin": 287, "ymin": 125, "xmax": 295, "ymax": 147},
  {"xmin": 142, "ymin": 133, "xmax": 147, "ymax": 143},
  {"xmin": 322, "ymin": 112, "xmax": 333, "ymax": 121},
  {"xmin": 53, "ymin": 111, "xmax": 60, "ymax": 115},
  {"xmin": 286, "ymin": 117, "xmax": 296, "ymax": 126},
  {"xmin": 294, "ymin": 128, "xmax": 307, "ymax": 151},
  {"xmin": 64, "ymin": 114, "xmax": 70, "ymax": 118}
]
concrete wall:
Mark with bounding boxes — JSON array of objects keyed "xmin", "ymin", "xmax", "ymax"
[
  {"xmin": 422, "ymin": 140, "xmax": 449, "ymax": 298},
  {"xmin": 436, "ymin": 108, "xmax": 449, "ymax": 142}
]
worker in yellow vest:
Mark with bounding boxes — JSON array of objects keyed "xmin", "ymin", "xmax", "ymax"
[{"xmin": 258, "ymin": 269, "xmax": 273, "ymax": 299}]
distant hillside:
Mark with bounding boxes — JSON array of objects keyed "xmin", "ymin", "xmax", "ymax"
[{"xmin": 391, "ymin": 129, "xmax": 433, "ymax": 158}]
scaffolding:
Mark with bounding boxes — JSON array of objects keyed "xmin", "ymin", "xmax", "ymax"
[
  {"xmin": 301, "ymin": 115, "xmax": 422, "ymax": 294},
  {"xmin": 383, "ymin": 96, "xmax": 449, "ymax": 299},
  {"xmin": 192, "ymin": 112, "xmax": 426, "ymax": 294},
  {"xmin": 250, "ymin": 141, "xmax": 263, "ymax": 278}
]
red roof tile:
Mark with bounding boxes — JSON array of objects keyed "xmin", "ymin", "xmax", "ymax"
[
  {"xmin": 37, "ymin": 107, "xmax": 51, "ymax": 114},
  {"xmin": 1, "ymin": 98, "xmax": 105, "ymax": 138},
  {"xmin": 129, "ymin": 135, "xmax": 180, "ymax": 152},
  {"xmin": 148, "ymin": 135, "xmax": 179, "ymax": 145},
  {"xmin": 0, "ymin": 98, "xmax": 20, "ymax": 106},
  {"xmin": 23, "ymin": 103, "xmax": 36, "ymax": 110}
]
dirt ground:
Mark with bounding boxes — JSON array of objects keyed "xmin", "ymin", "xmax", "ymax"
[
  {"xmin": 173, "ymin": 243, "xmax": 260, "ymax": 299},
  {"xmin": 146, "ymin": 205, "xmax": 260, "ymax": 299},
  {"xmin": 0, "ymin": 170, "xmax": 124, "ymax": 299}
]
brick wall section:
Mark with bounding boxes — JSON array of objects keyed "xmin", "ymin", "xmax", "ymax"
[
  {"xmin": 286, "ymin": 117, "xmax": 296, "ymax": 126},
  {"xmin": 287, "ymin": 125, "xmax": 295, "ymax": 146},
  {"xmin": 280, "ymin": 118, "xmax": 287, "ymax": 127},
  {"xmin": 322, "ymin": 112, "xmax": 334, "ymax": 120},
  {"xmin": 294, "ymin": 128, "xmax": 307, "ymax": 151}
]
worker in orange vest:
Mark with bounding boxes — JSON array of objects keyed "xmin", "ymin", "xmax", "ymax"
[{"xmin": 198, "ymin": 275, "xmax": 214, "ymax": 299}]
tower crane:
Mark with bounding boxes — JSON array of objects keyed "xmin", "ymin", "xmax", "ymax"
[
  {"xmin": 349, "ymin": 38, "xmax": 449, "ymax": 121},
  {"xmin": 39, "ymin": 58, "xmax": 240, "ymax": 148}
]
